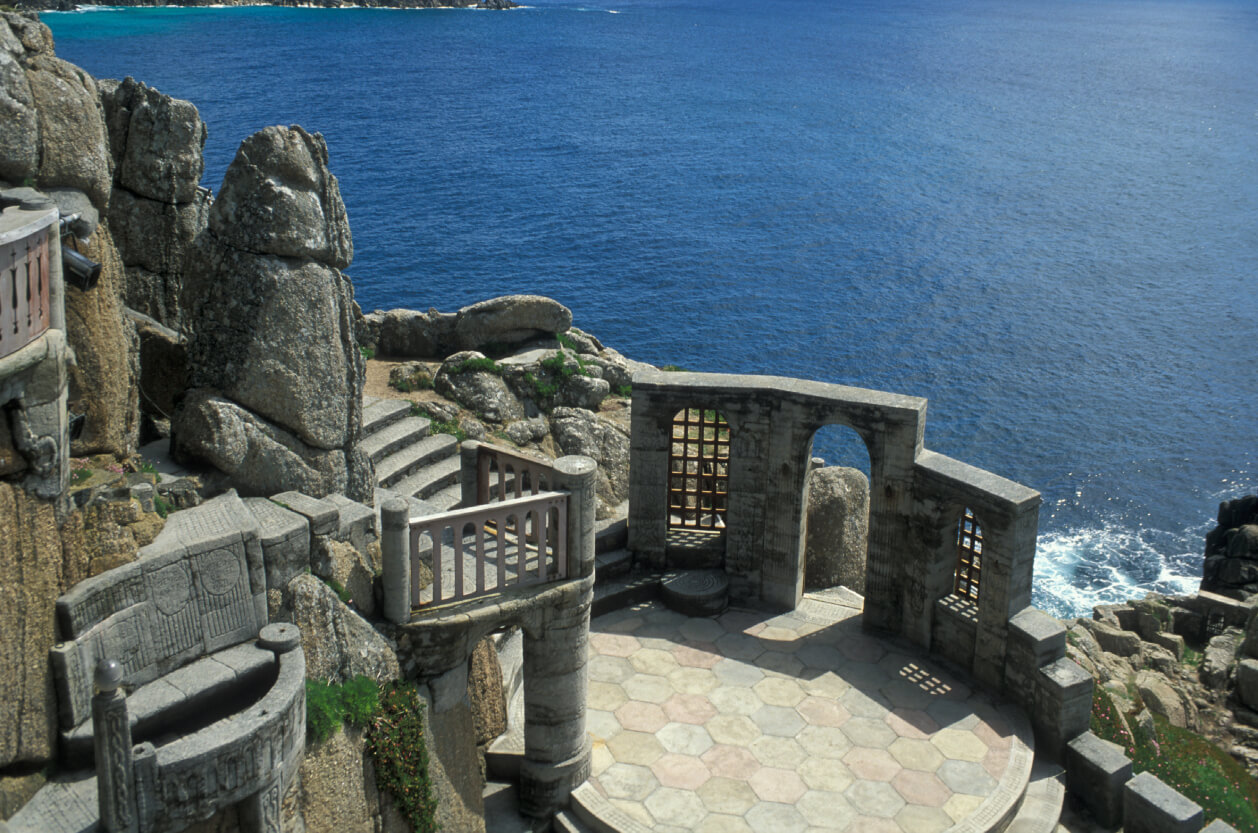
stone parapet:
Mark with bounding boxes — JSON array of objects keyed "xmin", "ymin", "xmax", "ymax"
[
  {"xmin": 1066, "ymin": 731, "xmax": 1132, "ymax": 828},
  {"xmin": 1123, "ymin": 771, "xmax": 1203, "ymax": 833}
]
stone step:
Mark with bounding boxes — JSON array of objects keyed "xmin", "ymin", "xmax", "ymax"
[
  {"xmin": 592, "ymin": 572, "xmax": 663, "ymax": 618},
  {"xmin": 595, "ymin": 504, "xmax": 628, "ymax": 555},
  {"xmin": 552, "ymin": 810, "xmax": 597, "ymax": 833},
  {"xmin": 361, "ymin": 416, "xmax": 431, "ymax": 464},
  {"xmin": 482, "ymin": 781, "xmax": 544, "ymax": 833},
  {"xmin": 661, "ymin": 569, "xmax": 729, "ymax": 617},
  {"xmin": 570, "ymin": 782, "xmax": 651, "ymax": 833},
  {"xmin": 1004, "ymin": 759, "xmax": 1066, "ymax": 833},
  {"xmin": 361, "ymin": 397, "xmax": 412, "ymax": 435},
  {"xmin": 424, "ymin": 482, "xmax": 463, "ymax": 513},
  {"xmin": 595, "ymin": 548, "xmax": 632, "ymax": 583},
  {"xmin": 389, "ymin": 453, "xmax": 462, "ymax": 500},
  {"xmin": 375, "ymin": 434, "xmax": 458, "ymax": 488}
]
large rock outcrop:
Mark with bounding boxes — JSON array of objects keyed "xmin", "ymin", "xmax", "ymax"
[
  {"xmin": 173, "ymin": 125, "xmax": 371, "ymax": 502},
  {"xmin": 364, "ymin": 294, "xmax": 572, "ymax": 358},
  {"xmin": 100, "ymin": 75, "xmax": 209, "ymax": 331},
  {"xmin": 804, "ymin": 465, "xmax": 869, "ymax": 593},
  {"xmin": 1203, "ymin": 495, "xmax": 1258, "ymax": 599}
]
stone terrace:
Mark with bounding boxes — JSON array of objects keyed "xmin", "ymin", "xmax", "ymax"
[{"xmin": 574, "ymin": 593, "xmax": 1032, "ymax": 833}]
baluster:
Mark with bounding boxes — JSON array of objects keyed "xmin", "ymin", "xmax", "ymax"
[
  {"xmin": 432, "ymin": 524, "xmax": 443, "ymax": 604},
  {"xmin": 476, "ymin": 520, "xmax": 487, "ymax": 595},
  {"xmin": 496, "ymin": 510, "xmax": 507, "ymax": 590},
  {"xmin": 536, "ymin": 508, "xmax": 548, "ymax": 581},
  {"xmin": 454, "ymin": 523, "xmax": 465, "ymax": 601}
]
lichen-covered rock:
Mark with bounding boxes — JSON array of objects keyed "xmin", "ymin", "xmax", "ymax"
[
  {"xmin": 174, "ymin": 389, "xmax": 368, "ymax": 499},
  {"xmin": 0, "ymin": 483, "xmax": 60, "ymax": 769},
  {"xmin": 468, "ymin": 637, "xmax": 507, "ymax": 745},
  {"xmin": 550, "ymin": 406, "xmax": 630, "ymax": 517},
  {"xmin": 24, "ymin": 52, "xmax": 111, "ymax": 211},
  {"xmin": 183, "ymin": 243, "xmax": 364, "ymax": 451},
  {"xmin": 371, "ymin": 307, "xmax": 457, "ymax": 358},
  {"xmin": 435, "ymin": 352, "xmax": 524, "ymax": 423},
  {"xmin": 109, "ymin": 189, "xmax": 209, "ymax": 324},
  {"xmin": 99, "ymin": 76, "xmax": 206, "ymax": 204},
  {"xmin": 289, "ymin": 573, "xmax": 400, "ymax": 685},
  {"xmin": 1079, "ymin": 618, "xmax": 1143, "ymax": 659},
  {"xmin": 210, "ymin": 124, "xmax": 352, "ymax": 268},
  {"xmin": 453, "ymin": 294, "xmax": 571, "ymax": 352},
  {"xmin": 1135, "ymin": 670, "xmax": 1195, "ymax": 729},
  {"xmin": 1244, "ymin": 606, "xmax": 1258, "ymax": 658},
  {"xmin": 313, "ymin": 536, "xmax": 378, "ymax": 619},
  {"xmin": 65, "ymin": 223, "xmax": 140, "ymax": 458},
  {"xmin": 804, "ymin": 465, "xmax": 869, "ymax": 593},
  {"xmin": 1202, "ymin": 495, "xmax": 1258, "ymax": 598},
  {"xmin": 1200, "ymin": 629, "xmax": 1241, "ymax": 690},
  {"xmin": 299, "ymin": 725, "xmax": 407, "ymax": 833},
  {"xmin": 1238, "ymin": 659, "xmax": 1258, "ymax": 712},
  {"xmin": 0, "ymin": 46, "xmax": 38, "ymax": 184}
]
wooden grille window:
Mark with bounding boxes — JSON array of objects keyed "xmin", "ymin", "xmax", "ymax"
[
  {"xmin": 953, "ymin": 508, "xmax": 983, "ymax": 602},
  {"xmin": 667, "ymin": 408, "xmax": 730, "ymax": 530}
]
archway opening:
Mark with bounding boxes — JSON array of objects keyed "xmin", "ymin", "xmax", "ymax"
[{"xmin": 804, "ymin": 424, "xmax": 872, "ymax": 594}]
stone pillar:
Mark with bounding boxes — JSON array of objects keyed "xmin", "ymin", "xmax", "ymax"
[
  {"xmin": 460, "ymin": 440, "xmax": 482, "ymax": 507},
  {"xmin": 92, "ymin": 659, "xmax": 136, "ymax": 833},
  {"xmin": 380, "ymin": 497, "xmax": 412, "ymax": 624},
  {"xmin": 627, "ymin": 391, "xmax": 669, "ymax": 569},
  {"xmin": 1033, "ymin": 657, "xmax": 1093, "ymax": 762},
  {"xmin": 551, "ymin": 455, "xmax": 597, "ymax": 580},
  {"xmin": 519, "ymin": 587, "xmax": 592, "ymax": 818}
]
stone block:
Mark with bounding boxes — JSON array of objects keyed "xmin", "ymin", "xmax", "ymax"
[
  {"xmin": 1083, "ymin": 619, "xmax": 1143, "ymax": 658},
  {"xmin": 1065, "ymin": 731, "xmax": 1132, "ymax": 828},
  {"xmin": 1123, "ymin": 771, "xmax": 1202, "ymax": 833},
  {"xmin": 1034, "ymin": 657, "xmax": 1093, "ymax": 760},
  {"xmin": 324, "ymin": 492, "xmax": 377, "ymax": 551},
  {"xmin": 243, "ymin": 497, "xmax": 310, "ymax": 595},
  {"xmin": 271, "ymin": 491, "xmax": 338, "ymax": 537},
  {"xmin": 1150, "ymin": 630, "xmax": 1185, "ymax": 661},
  {"xmin": 1201, "ymin": 820, "xmax": 1240, "ymax": 833},
  {"xmin": 1237, "ymin": 659, "xmax": 1258, "ymax": 712}
]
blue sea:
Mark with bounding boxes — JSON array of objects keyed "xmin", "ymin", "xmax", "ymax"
[{"xmin": 44, "ymin": 0, "xmax": 1258, "ymax": 618}]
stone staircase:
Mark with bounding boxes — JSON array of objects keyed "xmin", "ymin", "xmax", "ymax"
[{"xmin": 362, "ymin": 396, "xmax": 463, "ymax": 512}]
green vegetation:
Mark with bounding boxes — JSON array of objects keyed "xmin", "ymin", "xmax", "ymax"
[
  {"xmin": 448, "ymin": 356, "xmax": 502, "ymax": 376},
  {"xmin": 306, "ymin": 675, "xmax": 379, "ymax": 743},
  {"xmin": 391, "ymin": 369, "xmax": 434, "ymax": 393},
  {"xmin": 320, "ymin": 576, "xmax": 352, "ymax": 605},
  {"xmin": 153, "ymin": 494, "xmax": 174, "ymax": 519},
  {"xmin": 359, "ymin": 345, "xmax": 376, "ymax": 361},
  {"xmin": 410, "ymin": 404, "xmax": 468, "ymax": 443},
  {"xmin": 661, "ymin": 364, "xmax": 687, "ymax": 372},
  {"xmin": 1181, "ymin": 644, "xmax": 1202, "ymax": 667},
  {"xmin": 366, "ymin": 681, "xmax": 439, "ymax": 833},
  {"xmin": 1091, "ymin": 686, "xmax": 1258, "ymax": 830}
]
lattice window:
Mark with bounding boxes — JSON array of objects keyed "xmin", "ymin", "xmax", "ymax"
[
  {"xmin": 954, "ymin": 508, "xmax": 983, "ymax": 602},
  {"xmin": 668, "ymin": 408, "xmax": 730, "ymax": 530}
]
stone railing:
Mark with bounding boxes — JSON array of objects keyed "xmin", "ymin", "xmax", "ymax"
[
  {"xmin": 468, "ymin": 441, "xmax": 556, "ymax": 506},
  {"xmin": 0, "ymin": 205, "xmax": 56, "ymax": 362},
  {"xmin": 408, "ymin": 489, "xmax": 569, "ymax": 606}
]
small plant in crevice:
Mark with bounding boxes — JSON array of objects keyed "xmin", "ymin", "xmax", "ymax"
[
  {"xmin": 409, "ymin": 404, "xmax": 468, "ymax": 443},
  {"xmin": 661, "ymin": 364, "xmax": 688, "ymax": 372},
  {"xmin": 367, "ymin": 681, "xmax": 439, "ymax": 833},
  {"xmin": 321, "ymin": 576, "xmax": 352, "ymax": 605},
  {"xmin": 304, "ymin": 674, "xmax": 382, "ymax": 744},
  {"xmin": 359, "ymin": 345, "xmax": 376, "ymax": 361},
  {"xmin": 449, "ymin": 356, "xmax": 502, "ymax": 376}
]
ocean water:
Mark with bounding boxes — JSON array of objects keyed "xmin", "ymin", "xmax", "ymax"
[{"xmin": 44, "ymin": 0, "xmax": 1258, "ymax": 618}]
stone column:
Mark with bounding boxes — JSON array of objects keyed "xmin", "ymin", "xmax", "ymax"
[
  {"xmin": 519, "ymin": 586, "xmax": 592, "ymax": 818},
  {"xmin": 92, "ymin": 659, "xmax": 136, "ymax": 833},
  {"xmin": 551, "ymin": 455, "xmax": 597, "ymax": 580},
  {"xmin": 380, "ymin": 497, "xmax": 412, "ymax": 623},
  {"xmin": 460, "ymin": 440, "xmax": 482, "ymax": 507}
]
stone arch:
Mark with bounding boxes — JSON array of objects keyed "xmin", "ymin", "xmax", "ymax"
[{"xmin": 802, "ymin": 423, "xmax": 871, "ymax": 594}]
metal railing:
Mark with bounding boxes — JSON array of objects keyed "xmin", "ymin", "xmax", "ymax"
[
  {"xmin": 1, "ymin": 224, "xmax": 51, "ymax": 361},
  {"xmin": 477, "ymin": 444, "xmax": 556, "ymax": 505},
  {"xmin": 410, "ymin": 490, "xmax": 569, "ymax": 607}
]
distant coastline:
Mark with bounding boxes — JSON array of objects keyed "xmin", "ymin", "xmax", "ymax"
[{"xmin": 17, "ymin": 0, "xmax": 517, "ymax": 10}]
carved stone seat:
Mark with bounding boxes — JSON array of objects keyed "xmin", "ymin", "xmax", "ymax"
[{"xmin": 16, "ymin": 491, "xmax": 307, "ymax": 833}]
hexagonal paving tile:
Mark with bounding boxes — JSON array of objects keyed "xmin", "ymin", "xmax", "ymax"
[
  {"xmin": 751, "ymin": 704, "xmax": 807, "ymax": 737},
  {"xmin": 895, "ymin": 804, "xmax": 954, "ymax": 833},
  {"xmin": 749, "ymin": 766, "xmax": 808, "ymax": 803},
  {"xmin": 587, "ymin": 708, "xmax": 623, "ymax": 741},
  {"xmin": 680, "ymin": 618, "xmax": 726, "ymax": 644},
  {"xmin": 887, "ymin": 737, "xmax": 945, "ymax": 771},
  {"xmin": 599, "ymin": 762, "xmax": 659, "ymax": 800},
  {"xmin": 936, "ymin": 759, "xmax": 998, "ymax": 796},
  {"xmin": 709, "ymin": 685, "xmax": 763, "ymax": 716},
  {"xmin": 797, "ymin": 724, "xmax": 853, "ymax": 759},
  {"xmin": 891, "ymin": 769, "xmax": 951, "ymax": 807},
  {"xmin": 713, "ymin": 658, "xmax": 766, "ymax": 687},
  {"xmin": 837, "ymin": 633, "xmax": 886, "ymax": 663},
  {"xmin": 644, "ymin": 787, "xmax": 708, "ymax": 828},
  {"xmin": 798, "ymin": 757, "xmax": 855, "ymax": 792},
  {"xmin": 796, "ymin": 789, "xmax": 859, "ymax": 830},
  {"xmin": 668, "ymin": 666, "xmax": 721, "ymax": 695},
  {"xmin": 750, "ymin": 735, "xmax": 808, "ymax": 769},
  {"xmin": 840, "ymin": 716, "xmax": 899, "ymax": 749},
  {"xmin": 707, "ymin": 713, "xmax": 763, "ymax": 746},
  {"xmin": 673, "ymin": 643, "xmax": 722, "ymax": 669},
  {"xmin": 943, "ymin": 793, "xmax": 985, "ymax": 822},
  {"xmin": 843, "ymin": 780, "xmax": 906, "ymax": 818},
  {"xmin": 758, "ymin": 650, "xmax": 805, "ymax": 678},
  {"xmin": 885, "ymin": 707, "xmax": 937, "ymax": 739},
  {"xmin": 926, "ymin": 697, "xmax": 978, "ymax": 730},
  {"xmin": 754, "ymin": 676, "xmax": 806, "ymax": 707},
  {"xmin": 715, "ymin": 631, "xmax": 767, "ymax": 661},
  {"xmin": 697, "ymin": 813, "xmax": 754, "ymax": 833},
  {"xmin": 650, "ymin": 752, "xmax": 712, "ymax": 790},
  {"xmin": 663, "ymin": 692, "xmax": 718, "ymax": 724},
  {"xmin": 841, "ymin": 688, "xmax": 893, "ymax": 720},
  {"xmin": 797, "ymin": 695, "xmax": 850, "ymax": 727},
  {"xmin": 930, "ymin": 728, "xmax": 989, "ymax": 762},
  {"xmin": 630, "ymin": 647, "xmax": 681, "ymax": 675},
  {"xmin": 796, "ymin": 643, "xmax": 844, "ymax": 671},
  {"xmin": 658, "ymin": 721, "xmax": 715, "ymax": 756},
  {"xmin": 800, "ymin": 671, "xmax": 851, "ymax": 698},
  {"xmin": 622, "ymin": 673, "xmax": 673, "ymax": 704},
  {"xmin": 606, "ymin": 730, "xmax": 666, "ymax": 765},
  {"xmin": 697, "ymin": 776, "xmax": 759, "ymax": 814},
  {"xmin": 590, "ymin": 632, "xmax": 641, "ymax": 657},
  {"xmin": 842, "ymin": 747, "xmax": 902, "ymax": 781},
  {"xmin": 589, "ymin": 654, "xmax": 635, "ymax": 684},
  {"xmin": 880, "ymin": 679, "xmax": 935, "ymax": 711},
  {"xmin": 745, "ymin": 800, "xmax": 808, "ymax": 833},
  {"xmin": 701, "ymin": 744, "xmax": 762, "ymax": 780},
  {"xmin": 615, "ymin": 700, "xmax": 668, "ymax": 733},
  {"xmin": 589, "ymin": 680, "xmax": 628, "ymax": 711}
]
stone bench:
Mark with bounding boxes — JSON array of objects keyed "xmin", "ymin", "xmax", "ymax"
[{"xmin": 28, "ymin": 491, "xmax": 306, "ymax": 833}]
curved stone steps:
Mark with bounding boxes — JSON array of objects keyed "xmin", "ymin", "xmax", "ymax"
[
  {"xmin": 361, "ymin": 415, "xmax": 431, "ymax": 464},
  {"xmin": 362, "ymin": 396, "xmax": 412, "ymax": 434},
  {"xmin": 375, "ymin": 434, "xmax": 459, "ymax": 490}
]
